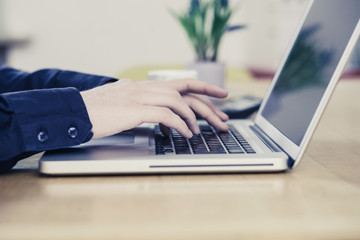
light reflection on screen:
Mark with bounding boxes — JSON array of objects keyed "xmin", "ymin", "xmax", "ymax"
[{"xmin": 261, "ymin": 0, "xmax": 360, "ymax": 146}]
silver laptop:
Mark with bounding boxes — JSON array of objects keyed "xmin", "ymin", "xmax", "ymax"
[{"xmin": 40, "ymin": 0, "xmax": 360, "ymax": 175}]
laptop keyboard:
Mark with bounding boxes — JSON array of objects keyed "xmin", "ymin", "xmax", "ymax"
[{"xmin": 155, "ymin": 124, "xmax": 256, "ymax": 155}]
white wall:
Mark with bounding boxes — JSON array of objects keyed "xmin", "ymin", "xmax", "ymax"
[{"xmin": 2, "ymin": 0, "xmax": 308, "ymax": 77}]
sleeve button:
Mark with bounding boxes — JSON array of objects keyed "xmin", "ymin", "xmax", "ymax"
[
  {"xmin": 37, "ymin": 131, "xmax": 48, "ymax": 142},
  {"xmin": 68, "ymin": 127, "xmax": 78, "ymax": 139}
]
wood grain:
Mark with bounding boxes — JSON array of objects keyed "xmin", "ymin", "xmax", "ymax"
[{"xmin": 1, "ymin": 80, "xmax": 360, "ymax": 240}]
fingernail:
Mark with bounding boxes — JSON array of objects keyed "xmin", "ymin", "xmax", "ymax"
[
  {"xmin": 195, "ymin": 126, "xmax": 200, "ymax": 135},
  {"xmin": 221, "ymin": 112, "xmax": 229, "ymax": 119},
  {"xmin": 188, "ymin": 130, "xmax": 193, "ymax": 139}
]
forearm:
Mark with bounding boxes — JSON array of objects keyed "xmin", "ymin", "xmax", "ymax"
[
  {"xmin": 0, "ymin": 88, "xmax": 93, "ymax": 173},
  {"xmin": 0, "ymin": 64, "xmax": 117, "ymax": 93}
]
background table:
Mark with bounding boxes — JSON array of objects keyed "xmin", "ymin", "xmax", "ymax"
[{"xmin": 1, "ymin": 79, "xmax": 360, "ymax": 240}]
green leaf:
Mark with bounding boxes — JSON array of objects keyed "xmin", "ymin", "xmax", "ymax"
[{"xmin": 170, "ymin": 0, "xmax": 243, "ymax": 61}]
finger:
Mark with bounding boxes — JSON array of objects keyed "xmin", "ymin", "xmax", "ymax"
[
  {"xmin": 185, "ymin": 96, "xmax": 229, "ymax": 132},
  {"xmin": 166, "ymin": 79, "xmax": 228, "ymax": 98},
  {"xmin": 141, "ymin": 106, "xmax": 193, "ymax": 138},
  {"xmin": 189, "ymin": 94, "xmax": 229, "ymax": 121},
  {"xmin": 136, "ymin": 90, "xmax": 200, "ymax": 135}
]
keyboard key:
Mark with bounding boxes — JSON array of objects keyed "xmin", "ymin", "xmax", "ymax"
[
  {"xmin": 154, "ymin": 124, "xmax": 256, "ymax": 155},
  {"xmin": 175, "ymin": 149, "xmax": 192, "ymax": 154},
  {"xmin": 228, "ymin": 149, "xmax": 245, "ymax": 154}
]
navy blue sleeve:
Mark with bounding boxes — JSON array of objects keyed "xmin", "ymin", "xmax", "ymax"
[
  {"xmin": 0, "ymin": 64, "xmax": 118, "ymax": 173},
  {"xmin": 0, "ymin": 64, "xmax": 117, "ymax": 93},
  {"xmin": 0, "ymin": 87, "xmax": 94, "ymax": 173}
]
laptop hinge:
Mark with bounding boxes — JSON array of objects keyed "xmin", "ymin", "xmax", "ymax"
[
  {"xmin": 251, "ymin": 125, "xmax": 295, "ymax": 169},
  {"xmin": 250, "ymin": 125, "xmax": 281, "ymax": 152}
]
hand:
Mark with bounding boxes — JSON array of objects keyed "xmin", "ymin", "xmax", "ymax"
[{"xmin": 80, "ymin": 78, "xmax": 229, "ymax": 139}]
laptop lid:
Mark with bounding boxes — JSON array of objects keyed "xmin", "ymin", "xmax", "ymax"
[{"xmin": 254, "ymin": 0, "xmax": 360, "ymax": 168}]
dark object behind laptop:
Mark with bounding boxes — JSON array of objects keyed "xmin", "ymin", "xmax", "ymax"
[{"xmin": 197, "ymin": 95, "xmax": 262, "ymax": 119}]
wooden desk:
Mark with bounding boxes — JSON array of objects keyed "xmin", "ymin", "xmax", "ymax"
[{"xmin": 1, "ymin": 79, "xmax": 360, "ymax": 240}]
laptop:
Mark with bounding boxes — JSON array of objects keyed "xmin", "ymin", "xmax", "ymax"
[{"xmin": 40, "ymin": 0, "xmax": 360, "ymax": 175}]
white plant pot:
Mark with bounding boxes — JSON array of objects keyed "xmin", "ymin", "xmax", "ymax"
[{"xmin": 187, "ymin": 62, "xmax": 225, "ymax": 88}]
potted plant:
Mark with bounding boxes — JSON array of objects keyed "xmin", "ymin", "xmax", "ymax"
[{"xmin": 171, "ymin": 0, "xmax": 245, "ymax": 87}]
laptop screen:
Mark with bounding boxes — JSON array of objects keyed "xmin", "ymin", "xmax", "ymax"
[{"xmin": 261, "ymin": 0, "xmax": 360, "ymax": 146}]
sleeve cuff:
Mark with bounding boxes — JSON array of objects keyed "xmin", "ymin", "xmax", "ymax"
[{"xmin": 3, "ymin": 87, "xmax": 93, "ymax": 152}]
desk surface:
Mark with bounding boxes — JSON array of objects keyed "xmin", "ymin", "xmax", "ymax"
[{"xmin": 1, "ymin": 79, "xmax": 360, "ymax": 240}]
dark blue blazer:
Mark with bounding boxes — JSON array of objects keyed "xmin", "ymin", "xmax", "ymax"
[{"xmin": 0, "ymin": 64, "xmax": 117, "ymax": 173}]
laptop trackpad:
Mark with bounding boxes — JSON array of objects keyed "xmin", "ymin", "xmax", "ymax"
[
  {"xmin": 42, "ymin": 127, "xmax": 152, "ymax": 161},
  {"xmin": 85, "ymin": 130, "xmax": 137, "ymax": 146}
]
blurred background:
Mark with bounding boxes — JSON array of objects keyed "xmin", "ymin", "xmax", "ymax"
[{"xmin": 0, "ymin": 0, "xmax": 359, "ymax": 79}]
